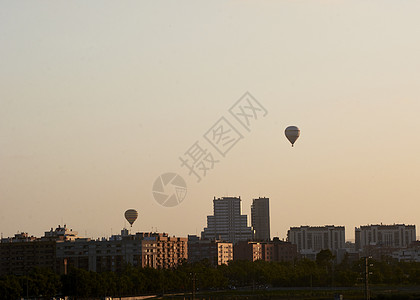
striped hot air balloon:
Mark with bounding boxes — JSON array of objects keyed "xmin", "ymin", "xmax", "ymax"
[
  {"xmin": 285, "ymin": 126, "xmax": 300, "ymax": 147},
  {"xmin": 124, "ymin": 209, "xmax": 138, "ymax": 227}
]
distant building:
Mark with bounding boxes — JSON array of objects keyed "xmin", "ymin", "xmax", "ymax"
[
  {"xmin": 234, "ymin": 241, "xmax": 263, "ymax": 261},
  {"xmin": 0, "ymin": 236, "xmax": 56, "ymax": 276},
  {"xmin": 251, "ymin": 197, "xmax": 270, "ymax": 241},
  {"xmin": 0, "ymin": 225, "xmax": 187, "ymax": 275},
  {"xmin": 0, "ymin": 232, "xmax": 37, "ymax": 243},
  {"xmin": 271, "ymin": 238, "xmax": 299, "ymax": 262},
  {"xmin": 355, "ymin": 224, "xmax": 416, "ymax": 251},
  {"xmin": 187, "ymin": 235, "xmax": 233, "ymax": 265},
  {"xmin": 42, "ymin": 224, "xmax": 79, "ymax": 241},
  {"xmin": 336, "ymin": 241, "xmax": 360, "ymax": 264},
  {"xmin": 391, "ymin": 241, "xmax": 420, "ymax": 262},
  {"xmin": 0, "ymin": 225, "xmax": 76, "ymax": 276},
  {"xmin": 56, "ymin": 231, "xmax": 187, "ymax": 273},
  {"xmin": 234, "ymin": 239, "xmax": 298, "ymax": 262},
  {"xmin": 392, "ymin": 248, "xmax": 420, "ymax": 262},
  {"xmin": 201, "ymin": 197, "xmax": 253, "ymax": 244},
  {"xmin": 287, "ymin": 225, "xmax": 345, "ymax": 260}
]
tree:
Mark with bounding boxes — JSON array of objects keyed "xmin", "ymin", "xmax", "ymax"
[
  {"xmin": 316, "ymin": 249, "xmax": 335, "ymax": 267},
  {"xmin": 0, "ymin": 275, "xmax": 22, "ymax": 300}
]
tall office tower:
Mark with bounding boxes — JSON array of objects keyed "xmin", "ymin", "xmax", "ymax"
[
  {"xmin": 201, "ymin": 196, "xmax": 253, "ymax": 244},
  {"xmin": 355, "ymin": 224, "xmax": 416, "ymax": 251},
  {"xmin": 251, "ymin": 197, "xmax": 271, "ymax": 241}
]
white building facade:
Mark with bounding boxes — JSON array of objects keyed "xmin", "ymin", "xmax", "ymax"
[
  {"xmin": 355, "ymin": 224, "xmax": 416, "ymax": 250},
  {"xmin": 287, "ymin": 225, "xmax": 345, "ymax": 259}
]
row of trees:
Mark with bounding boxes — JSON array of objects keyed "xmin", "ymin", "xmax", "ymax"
[{"xmin": 1, "ymin": 251, "xmax": 420, "ymax": 299}]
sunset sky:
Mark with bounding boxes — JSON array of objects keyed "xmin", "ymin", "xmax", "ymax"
[{"xmin": 1, "ymin": 1, "xmax": 420, "ymax": 240}]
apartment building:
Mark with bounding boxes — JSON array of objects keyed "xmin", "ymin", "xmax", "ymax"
[
  {"xmin": 188, "ymin": 235, "xmax": 233, "ymax": 265},
  {"xmin": 355, "ymin": 224, "xmax": 416, "ymax": 251},
  {"xmin": 287, "ymin": 225, "xmax": 345, "ymax": 259}
]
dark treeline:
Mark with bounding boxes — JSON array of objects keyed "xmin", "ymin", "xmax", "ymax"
[{"xmin": 1, "ymin": 251, "xmax": 420, "ymax": 299}]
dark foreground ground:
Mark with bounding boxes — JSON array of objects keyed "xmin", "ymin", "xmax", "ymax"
[{"xmin": 156, "ymin": 286, "xmax": 420, "ymax": 300}]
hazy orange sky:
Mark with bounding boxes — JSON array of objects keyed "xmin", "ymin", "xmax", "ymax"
[{"xmin": 1, "ymin": 1, "xmax": 419, "ymax": 240}]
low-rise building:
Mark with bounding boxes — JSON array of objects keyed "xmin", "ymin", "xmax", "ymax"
[
  {"xmin": 0, "ymin": 236, "xmax": 56, "ymax": 276},
  {"xmin": 0, "ymin": 226, "xmax": 81, "ymax": 275},
  {"xmin": 0, "ymin": 225, "xmax": 187, "ymax": 275},
  {"xmin": 234, "ymin": 241, "xmax": 263, "ymax": 261},
  {"xmin": 234, "ymin": 239, "xmax": 298, "ymax": 262},
  {"xmin": 188, "ymin": 235, "xmax": 233, "ymax": 265},
  {"xmin": 56, "ymin": 231, "xmax": 188, "ymax": 273},
  {"xmin": 391, "ymin": 247, "xmax": 420, "ymax": 262},
  {"xmin": 271, "ymin": 238, "xmax": 299, "ymax": 262}
]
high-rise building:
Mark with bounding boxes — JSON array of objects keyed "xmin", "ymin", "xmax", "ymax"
[
  {"xmin": 287, "ymin": 225, "xmax": 345, "ymax": 259},
  {"xmin": 355, "ymin": 224, "xmax": 416, "ymax": 251},
  {"xmin": 251, "ymin": 197, "xmax": 270, "ymax": 241},
  {"xmin": 201, "ymin": 196, "xmax": 253, "ymax": 244}
]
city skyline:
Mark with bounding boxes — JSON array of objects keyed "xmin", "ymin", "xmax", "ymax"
[
  {"xmin": 1, "ymin": 1, "xmax": 420, "ymax": 241},
  {"xmin": 1, "ymin": 209, "xmax": 417, "ymax": 243},
  {"xmin": 2, "ymin": 196, "xmax": 418, "ymax": 241}
]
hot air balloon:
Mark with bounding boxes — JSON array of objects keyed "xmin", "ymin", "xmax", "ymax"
[
  {"xmin": 285, "ymin": 126, "xmax": 300, "ymax": 147},
  {"xmin": 124, "ymin": 209, "xmax": 138, "ymax": 227}
]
